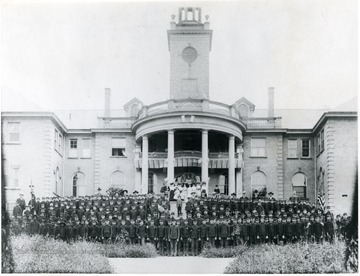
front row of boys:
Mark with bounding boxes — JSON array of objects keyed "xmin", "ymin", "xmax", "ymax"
[{"xmin": 18, "ymin": 211, "xmax": 334, "ymax": 256}]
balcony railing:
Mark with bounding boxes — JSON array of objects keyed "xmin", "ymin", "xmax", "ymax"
[
  {"xmin": 138, "ymin": 99, "xmax": 240, "ymax": 119},
  {"xmin": 245, "ymin": 117, "xmax": 282, "ymax": 128},
  {"xmin": 97, "ymin": 117, "xmax": 135, "ymax": 128},
  {"xmin": 139, "ymin": 151, "xmax": 239, "ymax": 159}
]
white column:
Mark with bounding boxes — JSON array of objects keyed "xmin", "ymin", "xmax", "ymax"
[
  {"xmin": 141, "ymin": 135, "xmax": 149, "ymax": 194},
  {"xmin": 236, "ymin": 169, "xmax": 243, "ymax": 198},
  {"xmin": 167, "ymin": 130, "xmax": 175, "ymax": 182},
  {"xmin": 228, "ymin": 136, "xmax": 236, "ymax": 195},
  {"xmin": 201, "ymin": 129, "xmax": 209, "ymax": 194}
]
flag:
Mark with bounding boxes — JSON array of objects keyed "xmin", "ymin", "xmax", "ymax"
[{"xmin": 317, "ymin": 178, "xmax": 326, "ymax": 211}]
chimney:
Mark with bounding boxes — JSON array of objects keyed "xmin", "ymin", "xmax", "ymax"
[
  {"xmin": 268, "ymin": 87, "xmax": 274, "ymax": 117},
  {"xmin": 104, "ymin": 88, "xmax": 111, "ymax": 118}
]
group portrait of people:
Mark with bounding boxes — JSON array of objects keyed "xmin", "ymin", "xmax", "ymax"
[{"xmin": 10, "ymin": 182, "xmax": 352, "ymax": 257}]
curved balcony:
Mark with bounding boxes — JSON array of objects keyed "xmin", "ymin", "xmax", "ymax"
[
  {"xmin": 136, "ymin": 151, "xmax": 242, "ymax": 169},
  {"xmin": 137, "ymin": 99, "xmax": 240, "ymax": 120}
]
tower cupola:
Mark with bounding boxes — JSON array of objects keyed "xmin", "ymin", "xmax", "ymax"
[{"xmin": 168, "ymin": 7, "xmax": 212, "ymax": 100}]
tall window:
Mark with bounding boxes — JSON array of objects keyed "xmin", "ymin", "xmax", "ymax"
[
  {"xmin": 251, "ymin": 138, "xmax": 266, "ymax": 157},
  {"xmin": 8, "ymin": 122, "xmax": 20, "ymax": 143},
  {"xmin": 148, "ymin": 172, "xmax": 155, "ymax": 193},
  {"xmin": 54, "ymin": 130, "xmax": 58, "ymax": 149},
  {"xmin": 302, "ymin": 139, "xmax": 310, "ymax": 157},
  {"xmin": 82, "ymin": 138, "xmax": 91, "ymax": 158},
  {"xmin": 317, "ymin": 134, "xmax": 321, "ymax": 154},
  {"xmin": 111, "ymin": 171, "xmax": 125, "ymax": 189},
  {"xmin": 72, "ymin": 172, "xmax": 86, "ymax": 197},
  {"xmin": 58, "ymin": 134, "xmax": 62, "ymax": 153},
  {"xmin": 69, "ymin": 139, "xmax": 78, "ymax": 158},
  {"xmin": 112, "ymin": 137, "xmax": 126, "ymax": 157},
  {"xmin": 54, "ymin": 129, "xmax": 63, "ymax": 154},
  {"xmin": 219, "ymin": 172, "xmax": 229, "ymax": 195},
  {"xmin": 13, "ymin": 167, "xmax": 19, "ymax": 187},
  {"xmin": 251, "ymin": 171, "xmax": 266, "ymax": 194},
  {"xmin": 292, "ymin": 173, "xmax": 307, "ymax": 198},
  {"xmin": 288, "ymin": 139, "xmax": 298, "ymax": 158},
  {"xmin": 320, "ymin": 129, "xmax": 324, "ymax": 151}
]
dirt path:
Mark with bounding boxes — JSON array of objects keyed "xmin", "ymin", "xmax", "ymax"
[{"xmin": 108, "ymin": 256, "xmax": 235, "ymax": 274}]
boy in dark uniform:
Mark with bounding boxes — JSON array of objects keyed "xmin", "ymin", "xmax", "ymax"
[
  {"xmin": 13, "ymin": 202, "xmax": 23, "ymax": 219},
  {"xmin": 257, "ymin": 216, "xmax": 268, "ymax": 244},
  {"xmin": 284, "ymin": 216, "xmax": 293, "ymax": 244},
  {"xmin": 127, "ymin": 219, "xmax": 137, "ymax": 244},
  {"xmin": 136, "ymin": 220, "xmax": 147, "ymax": 245},
  {"xmin": 180, "ymin": 219, "xmax": 191, "ymax": 255},
  {"xmin": 249, "ymin": 217, "xmax": 257, "ymax": 245},
  {"xmin": 324, "ymin": 214, "xmax": 335, "ymax": 243},
  {"xmin": 101, "ymin": 219, "xmax": 113, "ymax": 244},
  {"xmin": 190, "ymin": 219, "xmax": 200, "ymax": 256},
  {"xmin": 168, "ymin": 220, "xmax": 180, "ymax": 256},
  {"xmin": 219, "ymin": 219, "xmax": 230, "ymax": 248},
  {"xmin": 29, "ymin": 215, "xmax": 40, "ymax": 236},
  {"xmin": 208, "ymin": 218, "xmax": 218, "ymax": 247},
  {"xmin": 56, "ymin": 221, "xmax": 67, "ymax": 242},
  {"xmin": 276, "ymin": 216, "xmax": 285, "ymax": 245},
  {"xmin": 267, "ymin": 216, "xmax": 276, "ymax": 244},
  {"xmin": 157, "ymin": 219, "xmax": 168, "ymax": 255},
  {"xmin": 313, "ymin": 216, "xmax": 324, "ymax": 243},
  {"xmin": 306, "ymin": 216, "xmax": 315, "ymax": 242},
  {"xmin": 89, "ymin": 221, "xmax": 99, "ymax": 242},
  {"xmin": 146, "ymin": 220, "xmax": 158, "ymax": 248},
  {"xmin": 48, "ymin": 220, "xmax": 57, "ymax": 239},
  {"xmin": 199, "ymin": 219, "xmax": 208, "ymax": 251}
]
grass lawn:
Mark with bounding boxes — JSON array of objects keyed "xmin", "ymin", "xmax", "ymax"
[
  {"xmin": 223, "ymin": 241, "xmax": 347, "ymax": 273},
  {"xmin": 11, "ymin": 235, "xmax": 112, "ymax": 273}
]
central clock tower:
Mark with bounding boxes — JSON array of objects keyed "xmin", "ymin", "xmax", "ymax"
[{"xmin": 167, "ymin": 7, "xmax": 213, "ymax": 100}]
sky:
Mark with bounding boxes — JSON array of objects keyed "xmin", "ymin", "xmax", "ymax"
[{"xmin": 1, "ymin": 0, "xmax": 358, "ymax": 112}]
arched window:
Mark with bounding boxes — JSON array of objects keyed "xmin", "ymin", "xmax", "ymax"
[
  {"xmin": 148, "ymin": 172, "xmax": 155, "ymax": 193},
  {"xmin": 111, "ymin": 171, "xmax": 125, "ymax": 189},
  {"xmin": 292, "ymin": 173, "xmax": 307, "ymax": 198},
  {"xmin": 219, "ymin": 172, "xmax": 229, "ymax": 195},
  {"xmin": 251, "ymin": 171, "xmax": 266, "ymax": 194},
  {"xmin": 72, "ymin": 172, "xmax": 86, "ymax": 197}
]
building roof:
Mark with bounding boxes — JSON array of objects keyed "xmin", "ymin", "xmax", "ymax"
[{"xmin": 2, "ymin": 97, "xmax": 356, "ymax": 131}]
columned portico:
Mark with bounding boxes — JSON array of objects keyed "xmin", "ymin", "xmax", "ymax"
[
  {"xmin": 141, "ymin": 135, "xmax": 149, "ymax": 194},
  {"xmin": 201, "ymin": 129, "xmax": 209, "ymax": 193},
  {"xmin": 228, "ymin": 136, "xmax": 236, "ymax": 195},
  {"xmin": 167, "ymin": 130, "xmax": 175, "ymax": 182}
]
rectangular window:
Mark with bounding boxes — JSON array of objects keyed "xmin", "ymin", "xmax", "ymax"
[
  {"xmin": 302, "ymin": 139, "xmax": 310, "ymax": 157},
  {"xmin": 320, "ymin": 129, "xmax": 324, "ymax": 151},
  {"xmin": 317, "ymin": 134, "xmax": 321, "ymax": 154},
  {"xmin": 293, "ymin": 186, "xmax": 306, "ymax": 198},
  {"xmin": 251, "ymin": 138, "xmax": 266, "ymax": 157},
  {"xmin": 82, "ymin": 138, "xmax": 91, "ymax": 158},
  {"xmin": 288, "ymin": 139, "xmax": 298, "ymax": 158},
  {"xmin": 8, "ymin": 122, "xmax": 20, "ymax": 143},
  {"xmin": 69, "ymin": 139, "xmax": 78, "ymax": 158},
  {"xmin": 13, "ymin": 167, "xmax": 19, "ymax": 187},
  {"xmin": 112, "ymin": 137, "xmax": 126, "ymax": 157}
]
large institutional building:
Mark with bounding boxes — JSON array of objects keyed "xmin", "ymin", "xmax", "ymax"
[{"xmin": 2, "ymin": 7, "xmax": 357, "ymax": 215}]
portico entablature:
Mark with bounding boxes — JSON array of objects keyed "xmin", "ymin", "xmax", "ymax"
[{"xmin": 132, "ymin": 111, "xmax": 245, "ymax": 141}]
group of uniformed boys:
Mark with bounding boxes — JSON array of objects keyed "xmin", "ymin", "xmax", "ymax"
[{"xmin": 11, "ymin": 192, "xmax": 349, "ymax": 256}]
